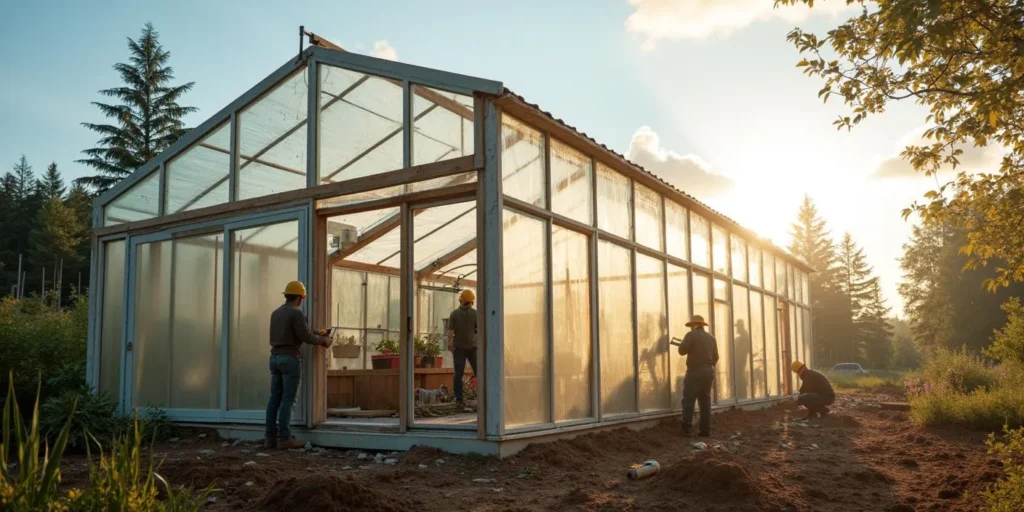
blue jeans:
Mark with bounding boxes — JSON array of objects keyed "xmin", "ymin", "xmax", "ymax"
[
  {"xmin": 265, "ymin": 354, "xmax": 301, "ymax": 439},
  {"xmin": 453, "ymin": 348, "xmax": 477, "ymax": 403},
  {"xmin": 682, "ymin": 367, "xmax": 715, "ymax": 434}
]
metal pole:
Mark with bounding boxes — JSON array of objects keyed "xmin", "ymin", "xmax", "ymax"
[
  {"xmin": 16, "ymin": 254, "xmax": 22, "ymax": 299},
  {"xmin": 19, "ymin": 271, "xmax": 25, "ymax": 299},
  {"xmin": 42, "ymin": 267, "xmax": 46, "ymax": 298}
]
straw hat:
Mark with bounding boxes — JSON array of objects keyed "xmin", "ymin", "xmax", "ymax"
[{"xmin": 685, "ymin": 315, "xmax": 708, "ymax": 328}]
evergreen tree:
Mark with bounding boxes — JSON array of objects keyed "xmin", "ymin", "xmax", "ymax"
[
  {"xmin": 859, "ymin": 280, "xmax": 894, "ymax": 368},
  {"xmin": 11, "ymin": 155, "xmax": 34, "ymax": 200},
  {"xmin": 789, "ymin": 196, "xmax": 843, "ymax": 365},
  {"xmin": 64, "ymin": 183, "xmax": 95, "ymax": 292},
  {"xmin": 37, "ymin": 162, "xmax": 66, "ymax": 201},
  {"xmin": 76, "ymin": 23, "xmax": 196, "ymax": 192},
  {"xmin": 889, "ymin": 318, "xmax": 923, "ymax": 369},
  {"xmin": 7, "ymin": 157, "xmax": 41, "ymax": 275},
  {"xmin": 0, "ymin": 174, "xmax": 16, "ymax": 290},
  {"xmin": 834, "ymin": 233, "xmax": 875, "ymax": 362},
  {"xmin": 29, "ymin": 198, "xmax": 87, "ymax": 278}
]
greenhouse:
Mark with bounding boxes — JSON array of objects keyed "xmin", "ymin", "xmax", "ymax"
[{"xmin": 87, "ymin": 36, "xmax": 814, "ymax": 456}]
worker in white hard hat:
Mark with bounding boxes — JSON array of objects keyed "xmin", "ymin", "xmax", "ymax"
[
  {"xmin": 446, "ymin": 289, "xmax": 478, "ymax": 411},
  {"xmin": 265, "ymin": 281, "xmax": 332, "ymax": 450}
]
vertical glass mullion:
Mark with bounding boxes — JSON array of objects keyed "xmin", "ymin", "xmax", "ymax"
[
  {"xmin": 228, "ymin": 112, "xmax": 238, "ymax": 203},
  {"xmin": 306, "ymin": 59, "xmax": 319, "ymax": 189}
]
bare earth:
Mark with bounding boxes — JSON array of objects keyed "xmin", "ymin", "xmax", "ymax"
[{"xmin": 59, "ymin": 390, "xmax": 1003, "ymax": 511}]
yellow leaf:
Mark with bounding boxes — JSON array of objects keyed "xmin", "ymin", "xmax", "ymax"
[{"xmin": 988, "ymin": 111, "xmax": 998, "ymax": 128}]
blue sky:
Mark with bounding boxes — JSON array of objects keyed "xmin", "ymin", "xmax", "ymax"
[{"xmin": 2, "ymin": 0, "xmax": 1001, "ymax": 315}]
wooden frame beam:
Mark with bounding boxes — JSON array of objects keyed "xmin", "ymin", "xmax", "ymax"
[{"xmin": 416, "ymin": 238, "xmax": 476, "ymax": 280}]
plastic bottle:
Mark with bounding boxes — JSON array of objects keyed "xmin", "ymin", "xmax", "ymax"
[{"xmin": 627, "ymin": 460, "xmax": 660, "ymax": 480}]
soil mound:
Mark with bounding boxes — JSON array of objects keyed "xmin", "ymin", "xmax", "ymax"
[
  {"xmin": 259, "ymin": 475, "xmax": 415, "ymax": 512},
  {"xmin": 651, "ymin": 453, "xmax": 798, "ymax": 511}
]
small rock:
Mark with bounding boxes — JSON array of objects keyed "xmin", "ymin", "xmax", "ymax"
[
  {"xmin": 435, "ymin": 458, "xmax": 446, "ymax": 465},
  {"xmin": 243, "ymin": 461, "xmax": 257, "ymax": 467},
  {"xmin": 343, "ymin": 465, "xmax": 354, "ymax": 471},
  {"xmin": 489, "ymin": 468, "xmax": 498, "ymax": 472},
  {"xmin": 169, "ymin": 437, "xmax": 181, "ymax": 443},
  {"xmin": 240, "ymin": 449, "xmax": 251, "ymax": 455},
  {"xmin": 304, "ymin": 442, "xmax": 313, "ymax": 451},
  {"xmin": 245, "ymin": 481, "xmax": 255, "ymax": 487},
  {"xmin": 384, "ymin": 458, "xmax": 399, "ymax": 465},
  {"xmin": 359, "ymin": 465, "xmax": 373, "ymax": 470},
  {"xmin": 473, "ymin": 478, "xmax": 497, "ymax": 484},
  {"xmin": 206, "ymin": 497, "xmax": 217, "ymax": 504},
  {"xmin": 198, "ymin": 450, "xmax": 215, "ymax": 456},
  {"xmin": 375, "ymin": 453, "xmax": 385, "ymax": 463},
  {"xmin": 692, "ymin": 442, "xmax": 708, "ymax": 451},
  {"xmin": 419, "ymin": 464, "xmax": 429, "ymax": 469},
  {"xmin": 256, "ymin": 453, "xmax": 271, "ymax": 458},
  {"xmin": 729, "ymin": 432, "xmax": 742, "ymax": 440},
  {"xmin": 198, "ymin": 433, "xmax": 208, "ymax": 439},
  {"xmin": 221, "ymin": 442, "xmax": 231, "ymax": 448},
  {"xmin": 492, "ymin": 488, "xmax": 503, "ymax": 493},
  {"xmin": 358, "ymin": 453, "xmax": 371, "ymax": 461},
  {"xmin": 232, "ymin": 439, "xmax": 244, "ymax": 447}
]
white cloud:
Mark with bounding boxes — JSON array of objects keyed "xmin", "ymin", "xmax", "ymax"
[
  {"xmin": 625, "ymin": 0, "xmax": 852, "ymax": 48},
  {"xmin": 870, "ymin": 125, "xmax": 1005, "ymax": 180},
  {"xmin": 370, "ymin": 40, "xmax": 398, "ymax": 61},
  {"xmin": 626, "ymin": 126, "xmax": 734, "ymax": 197}
]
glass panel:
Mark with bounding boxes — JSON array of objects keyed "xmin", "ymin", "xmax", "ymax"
[
  {"xmin": 550, "ymin": 138, "xmax": 593, "ymax": 225},
  {"xmin": 713, "ymin": 279, "xmax": 732, "ymax": 401},
  {"xmin": 634, "ymin": 184, "xmax": 663, "ymax": 251},
  {"xmin": 316, "ymin": 172, "xmax": 477, "ymax": 210},
  {"xmin": 795, "ymin": 306, "xmax": 804, "ymax": 368},
  {"xmin": 802, "ymin": 308, "xmax": 812, "ymax": 366},
  {"xmin": 133, "ymin": 240, "xmax": 172, "ymax": 407},
  {"xmin": 731, "ymin": 236, "xmax": 747, "ymax": 282},
  {"xmin": 776, "ymin": 257, "xmax": 787, "ymax": 298},
  {"xmin": 763, "ymin": 251, "xmax": 775, "ymax": 293},
  {"xmin": 169, "ymin": 234, "xmax": 223, "ymax": 409},
  {"xmin": 751, "ymin": 291, "xmax": 766, "ymax": 398},
  {"xmin": 690, "ymin": 212, "xmax": 710, "ymax": 268},
  {"xmin": 637, "ymin": 254, "xmax": 668, "ymax": 412},
  {"xmin": 732, "ymin": 285, "xmax": 751, "ymax": 400},
  {"xmin": 789, "ymin": 304, "xmax": 798, "ymax": 370},
  {"xmin": 413, "ymin": 85, "xmax": 474, "ymax": 166},
  {"xmin": 665, "ymin": 200, "xmax": 687, "ymax": 261},
  {"xmin": 552, "ymin": 226, "xmax": 592, "ymax": 421},
  {"xmin": 105, "ymin": 171, "xmax": 160, "ymax": 225},
  {"xmin": 165, "ymin": 122, "xmax": 230, "ymax": 213},
  {"xmin": 712, "ymin": 224, "xmax": 728, "ymax": 275},
  {"xmin": 388, "ymin": 276, "xmax": 400, "ymax": 331},
  {"xmin": 597, "ymin": 163, "xmax": 632, "ymax": 239},
  {"xmin": 329, "ymin": 268, "xmax": 364, "ymax": 369},
  {"xmin": 229, "ymin": 220, "xmax": 300, "ymax": 410},
  {"xmin": 749, "ymin": 247, "xmax": 762, "ymax": 288},
  {"xmin": 668, "ymin": 264, "xmax": 690, "ymax": 410},
  {"xmin": 318, "ymin": 65, "xmax": 403, "ymax": 184},
  {"xmin": 692, "ymin": 274, "xmax": 710, "ymax": 328},
  {"xmin": 412, "ymin": 201, "xmax": 476, "ymax": 273},
  {"xmin": 788, "ymin": 264, "xmax": 796, "ymax": 299},
  {"xmin": 501, "ymin": 115, "xmax": 546, "ymax": 207},
  {"xmin": 503, "ymin": 209, "xmax": 550, "ymax": 427},
  {"xmin": 237, "ymin": 70, "xmax": 308, "ymax": 200},
  {"xmin": 801, "ymin": 273, "xmax": 810, "ymax": 305},
  {"xmin": 598, "ymin": 240, "xmax": 635, "ymax": 415},
  {"xmin": 99, "ymin": 240, "xmax": 126, "ymax": 398},
  {"xmin": 765, "ymin": 296, "xmax": 780, "ymax": 396}
]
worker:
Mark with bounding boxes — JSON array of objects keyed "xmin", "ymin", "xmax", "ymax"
[
  {"xmin": 677, "ymin": 314, "xmax": 718, "ymax": 437},
  {"xmin": 265, "ymin": 281, "xmax": 332, "ymax": 449},
  {"xmin": 791, "ymin": 361, "xmax": 835, "ymax": 420},
  {"xmin": 446, "ymin": 289, "xmax": 478, "ymax": 412}
]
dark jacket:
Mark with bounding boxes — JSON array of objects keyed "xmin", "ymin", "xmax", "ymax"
[
  {"xmin": 269, "ymin": 303, "xmax": 328, "ymax": 357},
  {"xmin": 678, "ymin": 328, "xmax": 719, "ymax": 370},
  {"xmin": 798, "ymin": 368, "xmax": 835, "ymax": 398}
]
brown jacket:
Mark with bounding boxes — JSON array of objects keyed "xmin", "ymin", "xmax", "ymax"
[{"xmin": 269, "ymin": 303, "xmax": 328, "ymax": 357}]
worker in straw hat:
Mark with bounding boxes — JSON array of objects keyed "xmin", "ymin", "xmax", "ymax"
[
  {"xmin": 265, "ymin": 281, "xmax": 333, "ymax": 450},
  {"xmin": 791, "ymin": 360, "xmax": 835, "ymax": 420},
  {"xmin": 446, "ymin": 289, "xmax": 479, "ymax": 411},
  {"xmin": 677, "ymin": 314, "xmax": 718, "ymax": 437}
]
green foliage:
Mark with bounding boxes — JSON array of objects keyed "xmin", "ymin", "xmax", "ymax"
[
  {"xmin": 780, "ymin": 0, "xmax": 1024, "ymax": 291},
  {"xmin": 415, "ymin": 332, "xmax": 442, "ymax": 358},
  {"xmin": 374, "ymin": 336, "xmax": 400, "ymax": 354},
  {"xmin": 916, "ymin": 348, "xmax": 998, "ymax": 394},
  {"xmin": 40, "ymin": 391, "xmax": 119, "ymax": 451},
  {"xmin": 0, "ymin": 377, "xmax": 76, "ymax": 511},
  {"xmin": 29, "ymin": 197, "xmax": 87, "ymax": 272},
  {"xmin": 976, "ymin": 425, "xmax": 1024, "ymax": 512},
  {"xmin": 985, "ymin": 297, "xmax": 1024, "ymax": 365},
  {"xmin": 76, "ymin": 23, "xmax": 196, "ymax": 192},
  {"xmin": 829, "ymin": 371, "xmax": 904, "ymax": 390},
  {"xmin": 906, "ymin": 350, "xmax": 1024, "ymax": 430}
]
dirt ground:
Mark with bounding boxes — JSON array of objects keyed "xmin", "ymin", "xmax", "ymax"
[{"xmin": 59, "ymin": 390, "xmax": 1003, "ymax": 511}]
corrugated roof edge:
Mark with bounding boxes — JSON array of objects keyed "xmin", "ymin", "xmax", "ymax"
[{"xmin": 499, "ymin": 88, "xmax": 815, "ymax": 274}]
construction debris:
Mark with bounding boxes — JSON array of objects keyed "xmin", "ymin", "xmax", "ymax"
[
  {"xmin": 692, "ymin": 442, "xmax": 708, "ymax": 451},
  {"xmin": 627, "ymin": 460, "xmax": 660, "ymax": 480}
]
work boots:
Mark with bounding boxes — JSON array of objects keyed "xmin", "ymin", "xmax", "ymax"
[
  {"xmin": 264, "ymin": 436, "xmax": 277, "ymax": 449},
  {"xmin": 278, "ymin": 438, "xmax": 305, "ymax": 450},
  {"xmin": 681, "ymin": 423, "xmax": 693, "ymax": 437}
]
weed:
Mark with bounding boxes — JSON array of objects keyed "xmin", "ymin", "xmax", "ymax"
[{"xmin": 974, "ymin": 425, "xmax": 1024, "ymax": 512}]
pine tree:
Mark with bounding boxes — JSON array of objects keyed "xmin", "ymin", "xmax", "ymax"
[
  {"xmin": 64, "ymin": 183, "xmax": 95, "ymax": 292},
  {"xmin": 835, "ymin": 233, "xmax": 874, "ymax": 362},
  {"xmin": 789, "ymin": 196, "xmax": 843, "ymax": 365},
  {"xmin": 0, "ymin": 174, "xmax": 16, "ymax": 290},
  {"xmin": 29, "ymin": 198, "xmax": 87, "ymax": 275},
  {"xmin": 37, "ymin": 162, "xmax": 66, "ymax": 201},
  {"xmin": 7, "ymin": 157, "xmax": 41, "ymax": 277},
  {"xmin": 11, "ymin": 156, "xmax": 34, "ymax": 200},
  {"xmin": 898, "ymin": 220, "xmax": 955, "ymax": 350},
  {"xmin": 76, "ymin": 23, "xmax": 196, "ymax": 192},
  {"xmin": 859, "ymin": 280, "xmax": 894, "ymax": 368}
]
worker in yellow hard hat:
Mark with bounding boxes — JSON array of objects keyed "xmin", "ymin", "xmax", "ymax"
[
  {"xmin": 265, "ymin": 280, "xmax": 332, "ymax": 449},
  {"xmin": 791, "ymin": 360, "xmax": 835, "ymax": 420},
  {"xmin": 446, "ymin": 289, "xmax": 478, "ymax": 411}
]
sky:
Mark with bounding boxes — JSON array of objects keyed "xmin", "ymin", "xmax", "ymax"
[{"xmin": 1, "ymin": 0, "xmax": 1004, "ymax": 316}]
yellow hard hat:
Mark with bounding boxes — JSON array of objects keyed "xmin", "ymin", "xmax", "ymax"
[
  {"xmin": 791, "ymin": 361, "xmax": 805, "ymax": 373},
  {"xmin": 283, "ymin": 280, "xmax": 307, "ymax": 297},
  {"xmin": 459, "ymin": 289, "xmax": 475, "ymax": 303}
]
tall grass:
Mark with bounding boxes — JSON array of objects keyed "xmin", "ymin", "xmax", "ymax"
[
  {"xmin": 907, "ymin": 349, "xmax": 1024, "ymax": 431},
  {"xmin": 829, "ymin": 370, "xmax": 905, "ymax": 390}
]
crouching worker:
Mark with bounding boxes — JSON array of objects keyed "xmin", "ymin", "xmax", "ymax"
[
  {"xmin": 678, "ymin": 315, "xmax": 718, "ymax": 437},
  {"xmin": 791, "ymin": 361, "xmax": 835, "ymax": 420},
  {"xmin": 266, "ymin": 281, "xmax": 332, "ymax": 449}
]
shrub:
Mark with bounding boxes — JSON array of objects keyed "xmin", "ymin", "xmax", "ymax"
[
  {"xmin": 40, "ymin": 390, "xmax": 120, "ymax": 450},
  {"xmin": 828, "ymin": 370, "xmax": 904, "ymax": 390},
  {"xmin": 985, "ymin": 297, "xmax": 1024, "ymax": 365},
  {"xmin": 915, "ymin": 348, "xmax": 997, "ymax": 394},
  {"xmin": 908, "ymin": 385, "xmax": 1024, "ymax": 431},
  {"xmin": 975, "ymin": 425, "xmax": 1024, "ymax": 512}
]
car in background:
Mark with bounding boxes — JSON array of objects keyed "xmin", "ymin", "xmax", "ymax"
[{"xmin": 831, "ymin": 362, "xmax": 869, "ymax": 375}]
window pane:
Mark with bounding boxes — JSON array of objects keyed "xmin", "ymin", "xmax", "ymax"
[
  {"xmin": 713, "ymin": 300, "xmax": 732, "ymax": 401},
  {"xmin": 597, "ymin": 163, "xmax": 632, "ymax": 239},
  {"xmin": 690, "ymin": 212, "xmax": 710, "ymax": 268},
  {"xmin": 776, "ymin": 259, "xmax": 787, "ymax": 298},
  {"xmin": 801, "ymin": 273, "xmax": 810, "ymax": 305},
  {"xmin": 637, "ymin": 254, "xmax": 668, "ymax": 412},
  {"xmin": 795, "ymin": 306, "xmax": 804, "ymax": 368},
  {"xmin": 764, "ymin": 295, "xmax": 780, "ymax": 396},
  {"xmin": 789, "ymin": 305, "xmax": 798, "ymax": 370},
  {"xmin": 749, "ymin": 247, "xmax": 762, "ymax": 288},
  {"xmin": 169, "ymin": 234, "xmax": 223, "ymax": 409},
  {"xmin": 763, "ymin": 252, "xmax": 775, "ymax": 293},
  {"xmin": 599, "ymin": 240, "xmax": 635, "ymax": 415},
  {"xmin": 550, "ymin": 139, "xmax": 593, "ymax": 225},
  {"xmin": 692, "ymin": 273, "xmax": 710, "ymax": 327},
  {"xmin": 165, "ymin": 121, "xmax": 230, "ymax": 214},
  {"xmin": 666, "ymin": 201, "xmax": 687, "ymax": 261},
  {"xmin": 133, "ymin": 240, "xmax": 172, "ymax": 407},
  {"xmin": 99, "ymin": 240, "xmax": 126, "ymax": 399},
  {"xmin": 501, "ymin": 115, "xmax": 546, "ymax": 207},
  {"xmin": 316, "ymin": 172, "xmax": 476, "ymax": 210},
  {"xmin": 750, "ymin": 291, "xmax": 766, "ymax": 398},
  {"xmin": 503, "ymin": 209, "xmax": 550, "ymax": 427},
  {"xmin": 318, "ymin": 65, "xmax": 403, "ymax": 184},
  {"xmin": 802, "ymin": 308, "xmax": 812, "ymax": 366},
  {"xmin": 634, "ymin": 184, "xmax": 663, "ymax": 251},
  {"xmin": 238, "ymin": 71, "xmax": 308, "ymax": 200},
  {"xmin": 668, "ymin": 264, "xmax": 690, "ymax": 410},
  {"xmin": 412, "ymin": 85, "xmax": 474, "ymax": 166},
  {"xmin": 105, "ymin": 171, "xmax": 160, "ymax": 226},
  {"xmin": 732, "ymin": 285, "xmax": 751, "ymax": 400},
  {"xmin": 712, "ymin": 224, "xmax": 729, "ymax": 275},
  {"xmin": 552, "ymin": 226, "xmax": 592, "ymax": 421},
  {"xmin": 788, "ymin": 264, "xmax": 796, "ymax": 299},
  {"xmin": 731, "ymin": 236, "xmax": 747, "ymax": 282},
  {"xmin": 229, "ymin": 221, "xmax": 300, "ymax": 410}
]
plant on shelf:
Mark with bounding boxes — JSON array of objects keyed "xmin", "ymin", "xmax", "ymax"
[
  {"xmin": 331, "ymin": 334, "xmax": 360, "ymax": 359},
  {"xmin": 414, "ymin": 332, "xmax": 443, "ymax": 368},
  {"xmin": 371, "ymin": 336, "xmax": 401, "ymax": 369},
  {"xmin": 373, "ymin": 336, "xmax": 400, "ymax": 355}
]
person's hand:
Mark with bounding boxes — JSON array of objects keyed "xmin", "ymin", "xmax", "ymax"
[{"xmin": 447, "ymin": 342, "xmax": 454, "ymax": 352}]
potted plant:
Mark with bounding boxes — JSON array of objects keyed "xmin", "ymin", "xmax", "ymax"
[
  {"xmin": 371, "ymin": 337, "xmax": 400, "ymax": 369},
  {"xmin": 331, "ymin": 334, "xmax": 360, "ymax": 359},
  {"xmin": 414, "ymin": 333, "xmax": 443, "ymax": 368}
]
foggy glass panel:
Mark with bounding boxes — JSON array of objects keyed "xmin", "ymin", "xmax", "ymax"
[
  {"xmin": 552, "ymin": 226, "xmax": 592, "ymax": 421},
  {"xmin": 668, "ymin": 264, "xmax": 690, "ymax": 410},
  {"xmin": 749, "ymin": 247, "xmax": 762, "ymax": 288},
  {"xmin": 598, "ymin": 240, "xmax": 636, "ymax": 415},
  {"xmin": 105, "ymin": 171, "xmax": 159, "ymax": 226},
  {"xmin": 692, "ymin": 273, "xmax": 711, "ymax": 328},
  {"xmin": 765, "ymin": 295, "xmax": 780, "ymax": 396},
  {"xmin": 732, "ymin": 284, "xmax": 751, "ymax": 401},
  {"xmin": 596, "ymin": 163, "xmax": 632, "ymax": 240},
  {"xmin": 713, "ymin": 279, "xmax": 733, "ymax": 401},
  {"xmin": 750, "ymin": 290, "xmax": 767, "ymax": 398},
  {"xmin": 634, "ymin": 184, "xmax": 663, "ymax": 251},
  {"xmin": 501, "ymin": 115, "xmax": 546, "ymax": 208},
  {"xmin": 776, "ymin": 258, "xmax": 787, "ymax": 298},
  {"xmin": 237, "ymin": 70, "xmax": 307, "ymax": 200},
  {"xmin": 133, "ymin": 240, "xmax": 172, "ymax": 407},
  {"xmin": 690, "ymin": 212, "xmax": 710, "ymax": 268},
  {"xmin": 165, "ymin": 121, "xmax": 231, "ymax": 213},
  {"xmin": 99, "ymin": 240, "xmax": 126, "ymax": 399},
  {"xmin": 550, "ymin": 138, "xmax": 593, "ymax": 225},
  {"xmin": 763, "ymin": 252, "xmax": 775, "ymax": 293},
  {"xmin": 169, "ymin": 234, "xmax": 223, "ymax": 409},
  {"xmin": 637, "ymin": 254, "xmax": 668, "ymax": 412},
  {"xmin": 731, "ymin": 236, "xmax": 747, "ymax": 282},
  {"xmin": 712, "ymin": 224, "xmax": 729, "ymax": 275},
  {"xmin": 665, "ymin": 200, "xmax": 688, "ymax": 261},
  {"xmin": 413, "ymin": 85, "xmax": 474, "ymax": 166}
]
